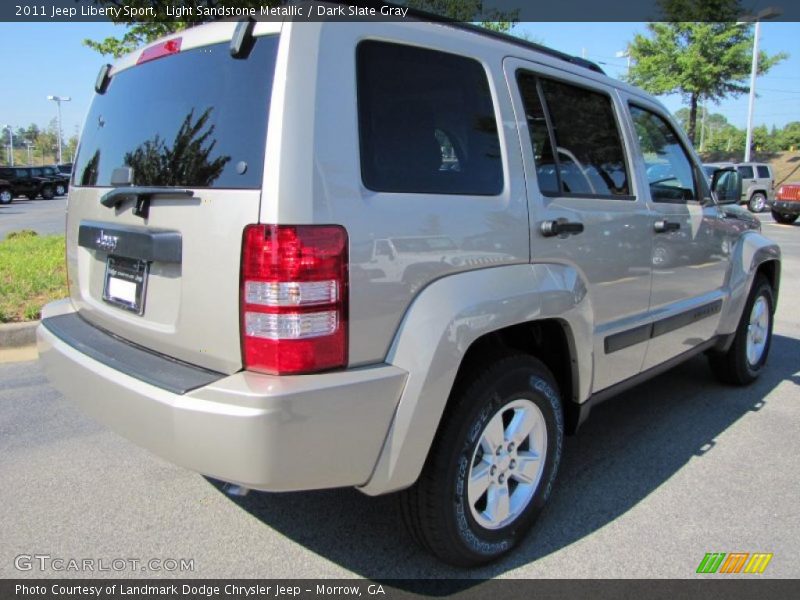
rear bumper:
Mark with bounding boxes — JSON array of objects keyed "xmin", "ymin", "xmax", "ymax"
[
  {"xmin": 773, "ymin": 200, "xmax": 800, "ymax": 215},
  {"xmin": 37, "ymin": 303, "xmax": 407, "ymax": 492}
]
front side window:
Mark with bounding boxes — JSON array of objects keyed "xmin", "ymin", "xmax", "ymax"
[
  {"xmin": 517, "ymin": 71, "xmax": 630, "ymax": 198},
  {"xmin": 357, "ymin": 41, "xmax": 503, "ymax": 195},
  {"xmin": 629, "ymin": 105, "xmax": 697, "ymax": 203}
]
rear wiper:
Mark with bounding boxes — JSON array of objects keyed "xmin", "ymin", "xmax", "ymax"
[{"xmin": 100, "ymin": 187, "xmax": 194, "ymax": 219}]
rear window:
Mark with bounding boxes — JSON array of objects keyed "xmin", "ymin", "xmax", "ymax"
[
  {"xmin": 757, "ymin": 165, "xmax": 771, "ymax": 179},
  {"xmin": 357, "ymin": 41, "xmax": 503, "ymax": 196},
  {"xmin": 737, "ymin": 165, "xmax": 754, "ymax": 179},
  {"xmin": 74, "ymin": 36, "xmax": 279, "ymax": 189}
]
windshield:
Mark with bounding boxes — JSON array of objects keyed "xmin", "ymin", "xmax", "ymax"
[{"xmin": 74, "ymin": 36, "xmax": 279, "ymax": 189}]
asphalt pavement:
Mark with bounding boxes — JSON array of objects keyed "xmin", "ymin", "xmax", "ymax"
[
  {"xmin": 0, "ymin": 213, "xmax": 798, "ymax": 581},
  {"xmin": 0, "ymin": 196, "xmax": 67, "ymax": 240}
]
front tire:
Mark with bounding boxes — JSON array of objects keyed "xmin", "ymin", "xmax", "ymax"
[
  {"xmin": 54, "ymin": 183, "xmax": 66, "ymax": 197},
  {"xmin": 748, "ymin": 192, "xmax": 767, "ymax": 213},
  {"xmin": 399, "ymin": 355, "xmax": 563, "ymax": 566},
  {"xmin": 709, "ymin": 275, "xmax": 774, "ymax": 385},
  {"xmin": 41, "ymin": 185, "xmax": 55, "ymax": 200},
  {"xmin": 771, "ymin": 210, "xmax": 798, "ymax": 224}
]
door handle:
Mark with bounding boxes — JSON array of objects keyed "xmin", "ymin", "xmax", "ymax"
[
  {"xmin": 540, "ymin": 219, "xmax": 584, "ymax": 237},
  {"xmin": 654, "ymin": 219, "xmax": 681, "ymax": 233}
]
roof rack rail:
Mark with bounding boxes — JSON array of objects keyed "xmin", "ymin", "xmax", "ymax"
[{"xmin": 337, "ymin": 1, "xmax": 606, "ymax": 75}]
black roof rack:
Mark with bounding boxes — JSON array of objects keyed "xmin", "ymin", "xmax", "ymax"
[{"xmin": 338, "ymin": 1, "xmax": 606, "ymax": 75}]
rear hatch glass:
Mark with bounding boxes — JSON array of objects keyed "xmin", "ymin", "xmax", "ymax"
[{"xmin": 67, "ymin": 34, "xmax": 279, "ymax": 374}]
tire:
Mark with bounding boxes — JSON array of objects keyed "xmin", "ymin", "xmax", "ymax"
[
  {"xmin": 399, "ymin": 355, "xmax": 563, "ymax": 566},
  {"xmin": 0, "ymin": 189, "xmax": 12, "ymax": 204},
  {"xmin": 54, "ymin": 184, "xmax": 66, "ymax": 197},
  {"xmin": 748, "ymin": 192, "xmax": 767, "ymax": 213},
  {"xmin": 771, "ymin": 210, "xmax": 798, "ymax": 225},
  {"xmin": 708, "ymin": 275, "xmax": 774, "ymax": 385},
  {"xmin": 41, "ymin": 185, "xmax": 55, "ymax": 200}
]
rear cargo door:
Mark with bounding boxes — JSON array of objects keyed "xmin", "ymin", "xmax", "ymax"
[{"xmin": 67, "ymin": 33, "xmax": 280, "ymax": 374}]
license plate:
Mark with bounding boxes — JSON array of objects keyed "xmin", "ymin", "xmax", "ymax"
[{"xmin": 102, "ymin": 256, "xmax": 149, "ymax": 315}]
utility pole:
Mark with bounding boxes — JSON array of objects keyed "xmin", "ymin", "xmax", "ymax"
[
  {"xmin": 3, "ymin": 125, "xmax": 13, "ymax": 166},
  {"xmin": 741, "ymin": 7, "xmax": 781, "ymax": 162},
  {"xmin": 47, "ymin": 95, "xmax": 72, "ymax": 164}
]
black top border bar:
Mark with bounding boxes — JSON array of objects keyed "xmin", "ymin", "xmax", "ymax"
[{"xmin": 4, "ymin": 0, "xmax": 800, "ymax": 22}]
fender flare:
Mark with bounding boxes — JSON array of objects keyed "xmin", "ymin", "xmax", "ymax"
[
  {"xmin": 359, "ymin": 263, "xmax": 593, "ymax": 496},
  {"xmin": 717, "ymin": 230, "xmax": 780, "ymax": 342}
]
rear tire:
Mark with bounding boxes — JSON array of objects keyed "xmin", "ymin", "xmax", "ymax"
[
  {"xmin": 55, "ymin": 184, "xmax": 66, "ymax": 197},
  {"xmin": 748, "ymin": 192, "xmax": 767, "ymax": 213},
  {"xmin": 399, "ymin": 355, "xmax": 563, "ymax": 567},
  {"xmin": 771, "ymin": 210, "xmax": 798, "ymax": 224},
  {"xmin": 708, "ymin": 275, "xmax": 774, "ymax": 385},
  {"xmin": 0, "ymin": 189, "xmax": 12, "ymax": 204}
]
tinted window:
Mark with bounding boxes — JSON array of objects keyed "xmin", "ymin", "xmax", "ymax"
[
  {"xmin": 757, "ymin": 165, "xmax": 771, "ymax": 179},
  {"xmin": 518, "ymin": 73, "xmax": 630, "ymax": 197},
  {"xmin": 0, "ymin": 169, "xmax": 13, "ymax": 178},
  {"xmin": 737, "ymin": 165, "xmax": 754, "ymax": 179},
  {"xmin": 516, "ymin": 72, "xmax": 558, "ymax": 194},
  {"xmin": 629, "ymin": 106, "xmax": 697, "ymax": 203},
  {"xmin": 357, "ymin": 41, "xmax": 503, "ymax": 195},
  {"xmin": 73, "ymin": 37, "xmax": 279, "ymax": 189}
]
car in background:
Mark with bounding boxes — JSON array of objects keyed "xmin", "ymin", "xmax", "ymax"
[
  {"xmin": 0, "ymin": 166, "xmax": 56, "ymax": 200},
  {"xmin": 56, "ymin": 163, "xmax": 73, "ymax": 176},
  {"xmin": 38, "ymin": 166, "xmax": 70, "ymax": 196},
  {"xmin": 703, "ymin": 161, "xmax": 774, "ymax": 213},
  {"xmin": 0, "ymin": 178, "xmax": 12, "ymax": 204},
  {"xmin": 772, "ymin": 182, "xmax": 800, "ymax": 224}
]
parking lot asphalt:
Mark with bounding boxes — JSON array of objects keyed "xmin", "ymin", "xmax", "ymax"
[
  {"xmin": 0, "ymin": 196, "xmax": 67, "ymax": 240},
  {"xmin": 0, "ymin": 214, "xmax": 798, "ymax": 581}
]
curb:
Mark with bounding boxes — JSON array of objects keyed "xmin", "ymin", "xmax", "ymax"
[{"xmin": 0, "ymin": 320, "xmax": 39, "ymax": 348}]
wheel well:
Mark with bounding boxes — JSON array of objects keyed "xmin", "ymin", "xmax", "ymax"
[
  {"xmin": 757, "ymin": 260, "xmax": 780, "ymax": 304},
  {"xmin": 447, "ymin": 319, "xmax": 580, "ymax": 433}
]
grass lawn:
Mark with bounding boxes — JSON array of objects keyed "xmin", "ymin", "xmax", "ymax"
[{"xmin": 0, "ymin": 230, "xmax": 67, "ymax": 323}]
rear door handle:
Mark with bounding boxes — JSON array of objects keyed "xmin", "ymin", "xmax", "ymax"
[
  {"xmin": 540, "ymin": 219, "xmax": 584, "ymax": 237},
  {"xmin": 654, "ymin": 220, "xmax": 681, "ymax": 233}
]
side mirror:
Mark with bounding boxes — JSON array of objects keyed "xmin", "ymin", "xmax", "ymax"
[{"xmin": 711, "ymin": 167, "xmax": 742, "ymax": 205}]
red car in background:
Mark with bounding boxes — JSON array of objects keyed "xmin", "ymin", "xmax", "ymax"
[{"xmin": 772, "ymin": 182, "xmax": 800, "ymax": 224}]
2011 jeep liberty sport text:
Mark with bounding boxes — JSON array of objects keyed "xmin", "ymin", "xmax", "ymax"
[{"xmin": 38, "ymin": 12, "xmax": 781, "ymax": 567}]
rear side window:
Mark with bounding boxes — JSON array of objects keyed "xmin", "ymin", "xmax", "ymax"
[
  {"xmin": 737, "ymin": 165, "xmax": 754, "ymax": 179},
  {"xmin": 517, "ymin": 71, "xmax": 631, "ymax": 198},
  {"xmin": 74, "ymin": 36, "xmax": 279, "ymax": 189},
  {"xmin": 757, "ymin": 165, "xmax": 771, "ymax": 179},
  {"xmin": 357, "ymin": 41, "xmax": 503, "ymax": 195}
]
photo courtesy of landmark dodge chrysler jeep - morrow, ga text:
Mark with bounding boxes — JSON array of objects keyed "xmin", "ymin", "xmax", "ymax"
[{"xmin": 37, "ymin": 12, "xmax": 781, "ymax": 567}]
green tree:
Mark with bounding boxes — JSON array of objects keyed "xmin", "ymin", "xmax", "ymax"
[
  {"xmin": 779, "ymin": 121, "xmax": 800, "ymax": 150},
  {"xmin": 625, "ymin": 0, "xmax": 786, "ymax": 145},
  {"xmin": 84, "ymin": 0, "xmax": 517, "ymax": 57}
]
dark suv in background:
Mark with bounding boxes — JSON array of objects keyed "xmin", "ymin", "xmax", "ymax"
[
  {"xmin": 0, "ymin": 166, "xmax": 64, "ymax": 201},
  {"xmin": 36, "ymin": 166, "xmax": 70, "ymax": 196}
]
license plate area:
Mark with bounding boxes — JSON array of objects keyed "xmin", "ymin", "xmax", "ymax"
[{"xmin": 102, "ymin": 256, "xmax": 149, "ymax": 315}]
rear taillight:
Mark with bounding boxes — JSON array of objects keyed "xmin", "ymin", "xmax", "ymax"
[{"xmin": 240, "ymin": 224, "xmax": 348, "ymax": 375}]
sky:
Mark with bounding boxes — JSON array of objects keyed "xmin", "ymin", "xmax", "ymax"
[{"xmin": 0, "ymin": 20, "xmax": 798, "ymax": 141}]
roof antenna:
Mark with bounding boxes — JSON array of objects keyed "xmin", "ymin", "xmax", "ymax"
[{"xmin": 230, "ymin": 17, "xmax": 257, "ymax": 59}]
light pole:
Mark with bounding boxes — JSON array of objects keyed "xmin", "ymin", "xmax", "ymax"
[
  {"xmin": 47, "ymin": 95, "xmax": 71, "ymax": 165},
  {"xmin": 24, "ymin": 140, "xmax": 33, "ymax": 165},
  {"xmin": 3, "ymin": 125, "xmax": 13, "ymax": 166},
  {"xmin": 615, "ymin": 49, "xmax": 631, "ymax": 77},
  {"xmin": 741, "ymin": 7, "xmax": 781, "ymax": 163}
]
